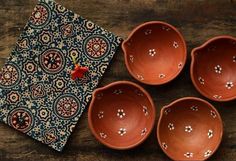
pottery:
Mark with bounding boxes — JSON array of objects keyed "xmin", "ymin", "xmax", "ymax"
[
  {"xmin": 191, "ymin": 35, "xmax": 236, "ymax": 102},
  {"xmin": 157, "ymin": 97, "xmax": 223, "ymax": 161},
  {"xmin": 122, "ymin": 21, "xmax": 187, "ymax": 85},
  {"xmin": 88, "ymin": 81, "xmax": 156, "ymax": 150}
]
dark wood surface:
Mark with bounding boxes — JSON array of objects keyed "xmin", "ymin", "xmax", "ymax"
[{"xmin": 0, "ymin": 0, "xmax": 236, "ymax": 160}]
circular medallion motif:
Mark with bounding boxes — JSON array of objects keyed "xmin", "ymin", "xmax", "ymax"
[
  {"xmin": 0, "ymin": 63, "xmax": 21, "ymax": 88},
  {"xmin": 8, "ymin": 108, "xmax": 33, "ymax": 133},
  {"xmin": 84, "ymin": 35, "xmax": 110, "ymax": 59},
  {"xmin": 53, "ymin": 94, "xmax": 80, "ymax": 119},
  {"xmin": 39, "ymin": 49, "xmax": 65, "ymax": 74},
  {"xmin": 29, "ymin": 3, "xmax": 51, "ymax": 29}
]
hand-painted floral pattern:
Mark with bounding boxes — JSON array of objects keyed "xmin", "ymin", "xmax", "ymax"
[
  {"xmin": 0, "ymin": 0, "xmax": 121, "ymax": 152},
  {"xmin": 7, "ymin": 108, "xmax": 34, "ymax": 133},
  {"xmin": 0, "ymin": 63, "xmax": 21, "ymax": 88},
  {"xmin": 39, "ymin": 48, "xmax": 65, "ymax": 74}
]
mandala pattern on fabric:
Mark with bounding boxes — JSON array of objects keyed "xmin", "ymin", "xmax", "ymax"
[
  {"xmin": 61, "ymin": 24, "xmax": 74, "ymax": 38},
  {"xmin": 53, "ymin": 94, "xmax": 80, "ymax": 119},
  {"xmin": 0, "ymin": 63, "xmax": 21, "ymax": 89},
  {"xmin": 39, "ymin": 31, "xmax": 52, "ymax": 44},
  {"xmin": 23, "ymin": 60, "xmax": 37, "ymax": 75},
  {"xmin": 17, "ymin": 38, "xmax": 30, "ymax": 52},
  {"xmin": 38, "ymin": 107, "xmax": 51, "ymax": 122},
  {"xmin": 53, "ymin": 77, "xmax": 67, "ymax": 92},
  {"xmin": 8, "ymin": 108, "xmax": 34, "ymax": 133},
  {"xmin": 84, "ymin": 35, "xmax": 110, "ymax": 59},
  {"xmin": 29, "ymin": 3, "xmax": 51, "ymax": 28},
  {"xmin": 43, "ymin": 128, "xmax": 58, "ymax": 144},
  {"xmin": 7, "ymin": 91, "xmax": 21, "ymax": 104},
  {"xmin": 30, "ymin": 83, "xmax": 46, "ymax": 99},
  {"xmin": 0, "ymin": 0, "xmax": 121, "ymax": 152},
  {"xmin": 39, "ymin": 48, "xmax": 65, "ymax": 74}
]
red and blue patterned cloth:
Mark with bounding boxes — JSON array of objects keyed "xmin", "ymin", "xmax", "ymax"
[{"xmin": 0, "ymin": 0, "xmax": 121, "ymax": 151}]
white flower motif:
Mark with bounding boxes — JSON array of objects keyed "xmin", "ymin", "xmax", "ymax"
[
  {"xmin": 117, "ymin": 109, "xmax": 125, "ymax": 118},
  {"xmin": 204, "ymin": 150, "xmax": 212, "ymax": 157},
  {"xmin": 162, "ymin": 26, "xmax": 170, "ymax": 31},
  {"xmin": 214, "ymin": 65, "xmax": 222, "ymax": 74},
  {"xmin": 168, "ymin": 123, "xmax": 174, "ymax": 130},
  {"xmin": 135, "ymin": 89, "xmax": 144, "ymax": 96},
  {"xmin": 113, "ymin": 89, "xmax": 123, "ymax": 95},
  {"xmin": 226, "ymin": 81, "xmax": 234, "ymax": 89},
  {"xmin": 233, "ymin": 56, "xmax": 236, "ymax": 63},
  {"xmin": 208, "ymin": 129, "xmax": 213, "ymax": 139},
  {"xmin": 184, "ymin": 152, "xmax": 193, "ymax": 158},
  {"xmin": 159, "ymin": 73, "xmax": 165, "ymax": 79},
  {"xmin": 129, "ymin": 55, "xmax": 134, "ymax": 63},
  {"xmin": 190, "ymin": 106, "xmax": 198, "ymax": 111},
  {"xmin": 141, "ymin": 128, "xmax": 147, "ymax": 136},
  {"xmin": 118, "ymin": 128, "xmax": 127, "ymax": 136},
  {"xmin": 178, "ymin": 62, "xmax": 183, "ymax": 69},
  {"xmin": 213, "ymin": 95, "xmax": 222, "ymax": 99},
  {"xmin": 198, "ymin": 77, "xmax": 205, "ymax": 85},
  {"xmin": 164, "ymin": 108, "xmax": 171, "ymax": 115},
  {"xmin": 210, "ymin": 110, "xmax": 217, "ymax": 118},
  {"xmin": 137, "ymin": 74, "xmax": 144, "ymax": 80},
  {"xmin": 98, "ymin": 111, "xmax": 104, "ymax": 119},
  {"xmin": 185, "ymin": 125, "xmax": 193, "ymax": 133},
  {"xmin": 142, "ymin": 106, "xmax": 149, "ymax": 116},
  {"xmin": 162, "ymin": 142, "xmax": 168, "ymax": 150},
  {"xmin": 96, "ymin": 93, "xmax": 103, "ymax": 100},
  {"xmin": 144, "ymin": 29, "xmax": 152, "ymax": 35},
  {"xmin": 100, "ymin": 132, "xmax": 107, "ymax": 139},
  {"xmin": 148, "ymin": 49, "xmax": 156, "ymax": 56},
  {"xmin": 173, "ymin": 41, "xmax": 179, "ymax": 48}
]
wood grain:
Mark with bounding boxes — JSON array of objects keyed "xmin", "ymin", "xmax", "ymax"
[{"xmin": 0, "ymin": 0, "xmax": 235, "ymax": 160}]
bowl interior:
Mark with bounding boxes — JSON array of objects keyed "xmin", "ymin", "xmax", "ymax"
[
  {"xmin": 90, "ymin": 83, "xmax": 155, "ymax": 149},
  {"xmin": 158, "ymin": 98, "xmax": 222, "ymax": 160},
  {"xmin": 192, "ymin": 38, "xmax": 236, "ymax": 101},
  {"xmin": 124, "ymin": 22, "xmax": 186, "ymax": 84}
]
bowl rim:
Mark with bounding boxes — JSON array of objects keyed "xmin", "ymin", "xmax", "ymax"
[
  {"xmin": 88, "ymin": 80, "xmax": 156, "ymax": 150},
  {"xmin": 122, "ymin": 21, "xmax": 187, "ymax": 85},
  {"xmin": 157, "ymin": 97, "xmax": 223, "ymax": 161},
  {"xmin": 190, "ymin": 35, "xmax": 236, "ymax": 102}
]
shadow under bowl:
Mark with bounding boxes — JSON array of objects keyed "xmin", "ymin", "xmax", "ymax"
[{"xmin": 88, "ymin": 81, "xmax": 156, "ymax": 150}]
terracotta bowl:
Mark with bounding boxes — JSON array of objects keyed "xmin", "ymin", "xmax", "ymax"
[
  {"xmin": 191, "ymin": 36, "xmax": 236, "ymax": 101},
  {"xmin": 157, "ymin": 97, "xmax": 223, "ymax": 161},
  {"xmin": 122, "ymin": 21, "xmax": 187, "ymax": 85},
  {"xmin": 88, "ymin": 81, "xmax": 156, "ymax": 149}
]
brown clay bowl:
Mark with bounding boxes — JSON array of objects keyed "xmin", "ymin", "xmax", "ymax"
[
  {"xmin": 122, "ymin": 21, "xmax": 187, "ymax": 85},
  {"xmin": 157, "ymin": 97, "xmax": 223, "ymax": 161},
  {"xmin": 191, "ymin": 35, "xmax": 236, "ymax": 102},
  {"xmin": 88, "ymin": 81, "xmax": 156, "ymax": 150}
]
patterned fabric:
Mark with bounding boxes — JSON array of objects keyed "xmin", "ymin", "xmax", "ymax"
[{"xmin": 0, "ymin": 0, "xmax": 121, "ymax": 151}]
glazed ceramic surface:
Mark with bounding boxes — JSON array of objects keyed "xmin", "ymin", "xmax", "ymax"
[
  {"xmin": 88, "ymin": 81, "xmax": 156, "ymax": 150},
  {"xmin": 157, "ymin": 97, "xmax": 223, "ymax": 161},
  {"xmin": 122, "ymin": 21, "xmax": 187, "ymax": 85},
  {"xmin": 191, "ymin": 36, "xmax": 236, "ymax": 101}
]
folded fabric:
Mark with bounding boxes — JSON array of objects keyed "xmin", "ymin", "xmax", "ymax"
[{"xmin": 0, "ymin": 0, "xmax": 121, "ymax": 151}]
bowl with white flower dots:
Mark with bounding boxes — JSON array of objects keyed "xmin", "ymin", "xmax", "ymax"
[
  {"xmin": 191, "ymin": 35, "xmax": 236, "ymax": 102},
  {"xmin": 88, "ymin": 81, "xmax": 156, "ymax": 150},
  {"xmin": 157, "ymin": 97, "xmax": 223, "ymax": 161},
  {"xmin": 122, "ymin": 21, "xmax": 187, "ymax": 85}
]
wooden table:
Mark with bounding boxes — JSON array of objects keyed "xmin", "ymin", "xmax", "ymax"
[{"xmin": 0, "ymin": 0, "xmax": 235, "ymax": 160}]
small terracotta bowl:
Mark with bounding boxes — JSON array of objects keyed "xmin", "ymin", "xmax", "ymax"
[
  {"xmin": 122, "ymin": 21, "xmax": 187, "ymax": 85},
  {"xmin": 157, "ymin": 97, "xmax": 223, "ymax": 161},
  {"xmin": 191, "ymin": 36, "xmax": 236, "ymax": 101},
  {"xmin": 88, "ymin": 81, "xmax": 156, "ymax": 150}
]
